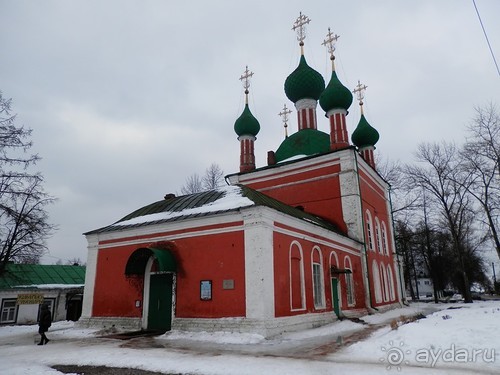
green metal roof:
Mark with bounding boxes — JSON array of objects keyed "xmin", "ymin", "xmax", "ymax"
[
  {"xmin": 86, "ymin": 185, "xmax": 344, "ymax": 236},
  {"xmin": 319, "ymin": 70, "xmax": 353, "ymax": 113},
  {"xmin": 351, "ymin": 114, "xmax": 380, "ymax": 148},
  {"xmin": 240, "ymin": 186, "xmax": 343, "ymax": 234},
  {"xmin": 284, "ymin": 55, "xmax": 325, "ymax": 103},
  {"xmin": 275, "ymin": 128, "xmax": 330, "ymax": 162},
  {"xmin": 234, "ymin": 103, "xmax": 260, "ymax": 137},
  {"xmin": 0, "ymin": 264, "xmax": 86, "ymax": 289}
]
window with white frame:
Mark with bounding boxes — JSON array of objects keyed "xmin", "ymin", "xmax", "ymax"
[
  {"xmin": 344, "ymin": 257, "xmax": 355, "ymax": 306},
  {"xmin": 311, "ymin": 248, "xmax": 325, "ymax": 309},
  {"xmin": 375, "ymin": 218, "xmax": 383, "ymax": 254},
  {"xmin": 387, "ymin": 266, "xmax": 396, "ymax": 301},
  {"xmin": 372, "ymin": 260, "xmax": 382, "ymax": 303},
  {"xmin": 1, "ymin": 299, "xmax": 17, "ymax": 324},
  {"xmin": 289, "ymin": 243, "xmax": 305, "ymax": 311},
  {"xmin": 380, "ymin": 263, "xmax": 389, "ymax": 302},
  {"xmin": 365, "ymin": 210, "xmax": 374, "ymax": 251},
  {"xmin": 381, "ymin": 221, "xmax": 389, "ymax": 255}
]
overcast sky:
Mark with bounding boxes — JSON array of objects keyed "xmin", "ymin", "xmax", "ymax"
[{"xmin": 1, "ymin": 1, "xmax": 499, "ymax": 265}]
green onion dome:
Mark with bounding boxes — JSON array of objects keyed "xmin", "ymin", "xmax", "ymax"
[
  {"xmin": 234, "ymin": 104, "xmax": 261, "ymax": 137},
  {"xmin": 275, "ymin": 129, "xmax": 330, "ymax": 162},
  {"xmin": 351, "ymin": 114, "xmax": 379, "ymax": 148},
  {"xmin": 319, "ymin": 71, "xmax": 353, "ymax": 113},
  {"xmin": 284, "ymin": 55, "xmax": 325, "ymax": 103}
]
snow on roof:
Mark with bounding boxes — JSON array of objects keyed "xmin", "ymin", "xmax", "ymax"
[
  {"xmin": 16, "ymin": 284, "xmax": 84, "ymax": 289},
  {"xmin": 278, "ymin": 154, "xmax": 309, "ymax": 163},
  {"xmin": 111, "ymin": 185, "xmax": 254, "ymax": 227}
]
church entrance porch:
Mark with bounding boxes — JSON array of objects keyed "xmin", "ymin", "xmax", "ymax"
[{"xmin": 124, "ymin": 247, "xmax": 176, "ymax": 332}]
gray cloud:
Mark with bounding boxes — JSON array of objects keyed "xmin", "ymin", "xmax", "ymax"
[{"xmin": 1, "ymin": 0, "xmax": 498, "ymax": 263}]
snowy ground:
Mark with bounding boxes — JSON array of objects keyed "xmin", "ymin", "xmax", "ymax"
[{"xmin": 1, "ymin": 301, "xmax": 499, "ymax": 375}]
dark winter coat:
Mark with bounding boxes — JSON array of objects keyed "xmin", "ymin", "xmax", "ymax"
[{"xmin": 38, "ymin": 305, "xmax": 52, "ymax": 334}]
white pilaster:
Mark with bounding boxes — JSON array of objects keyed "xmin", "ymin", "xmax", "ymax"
[
  {"xmin": 339, "ymin": 151, "xmax": 363, "ymax": 242},
  {"xmin": 243, "ymin": 207, "xmax": 275, "ymax": 319},
  {"xmin": 81, "ymin": 235, "xmax": 98, "ymax": 319}
]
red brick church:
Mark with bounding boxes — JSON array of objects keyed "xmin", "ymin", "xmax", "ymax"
[{"xmin": 80, "ymin": 14, "xmax": 404, "ymax": 337}]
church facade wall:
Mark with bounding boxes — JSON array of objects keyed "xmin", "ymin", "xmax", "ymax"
[
  {"xmin": 357, "ymin": 162, "xmax": 400, "ymax": 308},
  {"xmin": 87, "ymin": 214, "xmax": 249, "ymax": 326},
  {"xmin": 271, "ymin": 221, "xmax": 365, "ymax": 318},
  {"xmin": 228, "ymin": 152, "xmax": 349, "ymax": 232}
]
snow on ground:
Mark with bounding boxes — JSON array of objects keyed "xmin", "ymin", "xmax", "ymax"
[
  {"xmin": 0, "ymin": 301, "xmax": 499, "ymax": 374},
  {"xmin": 163, "ymin": 330, "xmax": 265, "ymax": 344},
  {"xmin": 336, "ymin": 301, "xmax": 500, "ymax": 374}
]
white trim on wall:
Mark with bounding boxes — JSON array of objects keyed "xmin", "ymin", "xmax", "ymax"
[{"xmin": 289, "ymin": 241, "xmax": 306, "ymax": 312}]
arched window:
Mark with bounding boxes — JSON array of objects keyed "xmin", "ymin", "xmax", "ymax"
[
  {"xmin": 380, "ymin": 263, "xmax": 389, "ymax": 302},
  {"xmin": 372, "ymin": 260, "xmax": 382, "ymax": 303},
  {"xmin": 344, "ymin": 256, "xmax": 355, "ymax": 306},
  {"xmin": 311, "ymin": 247, "xmax": 325, "ymax": 309},
  {"xmin": 387, "ymin": 265, "xmax": 396, "ymax": 301},
  {"xmin": 365, "ymin": 210, "xmax": 375, "ymax": 252},
  {"xmin": 381, "ymin": 221, "xmax": 389, "ymax": 256},
  {"xmin": 289, "ymin": 242, "xmax": 305, "ymax": 310},
  {"xmin": 375, "ymin": 217, "xmax": 383, "ymax": 254}
]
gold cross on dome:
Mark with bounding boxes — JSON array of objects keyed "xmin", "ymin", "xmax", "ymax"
[
  {"xmin": 353, "ymin": 80, "xmax": 368, "ymax": 103},
  {"xmin": 239, "ymin": 66, "xmax": 254, "ymax": 92},
  {"xmin": 292, "ymin": 12, "xmax": 311, "ymax": 44},
  {"xmin": 278, "ymin": 104, "xmax": 292, "ymax": 138},
  {"xmin": 322, "ymin": 27, "xmax": 340, "ymax": 57}
]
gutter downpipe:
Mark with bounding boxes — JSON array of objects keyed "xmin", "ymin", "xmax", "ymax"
[{"xmin": 353, "ymin": 151, "xmax": 378, "ymax": 314}]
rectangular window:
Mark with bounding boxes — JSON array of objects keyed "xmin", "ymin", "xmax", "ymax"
[
  {"xmin": 1, "ymin": 299, "xmax": 18, "ymax": 324},
  {"xmin": 312, "ymin": 263, "xmax": 324, "ymax": 308},
  {"xmin": 381, "ymin": 225, "xmax": 388, "ymax": 255},
  {"xmin": 375, "ymin": 220, "xmax": 383, "ymax": 254}
]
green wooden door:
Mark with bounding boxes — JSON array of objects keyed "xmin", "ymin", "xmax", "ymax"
[
  {"xmin": 148, "ymin": 273, "xmax": 173, "ymax": 331},
  {"xmin": 331, "ymin": 278, "xmax": 341, "ymax": 317}
]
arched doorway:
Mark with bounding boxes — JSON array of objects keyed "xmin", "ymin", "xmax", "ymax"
[{"xmin": 125, "ymin": 247, "xmax": 176, "ymax": 331}]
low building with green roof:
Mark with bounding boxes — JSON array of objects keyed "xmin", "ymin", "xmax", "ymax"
[{"xmin": 0, "ymin": 263, "xmax": 85, "ymax": 325}]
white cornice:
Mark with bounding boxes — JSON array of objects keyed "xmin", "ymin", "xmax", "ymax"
[{"xmin": 90, "ymin": 212, "xmax": 243, "ymax": 247}]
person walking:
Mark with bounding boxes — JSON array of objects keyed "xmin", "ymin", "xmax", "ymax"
[{"xmin": 37, "ymin": 304, "xmax": 52, "ymax": 345}]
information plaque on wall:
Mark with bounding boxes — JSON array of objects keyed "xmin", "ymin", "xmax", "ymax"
[
  {"xmin": 222, "ymin": 279, "xmax": 235, "ymax": 290},
  {"xmin": 200, "ymin": 280, "xmax": 212, "ymax": 300}
]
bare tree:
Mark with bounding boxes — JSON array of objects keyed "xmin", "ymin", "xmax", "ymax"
[
  {"xmin": 203, "ymin": 163, "xmax": 224, "ymax": 190},
  {"xmin": 404, "ymin": 142, "xmax": 475, "ymax": 303},
  {"xmin": 0, "ymin": 92, "xmax": 56, "ymax": 272},
  {"xmin": 376, "ymin": 154, "xmax": 419, "ymax": 217},
  {"xmin": 180, "ymin": 163, "xmax": 224, "ymax": 195},
  {"xmin": 180, "ymin": 173, "xmax": 204, "ymax": 195},
  {"xmin": 460, "ymin": 103, "xmax": 500, "ymax": 262}
]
